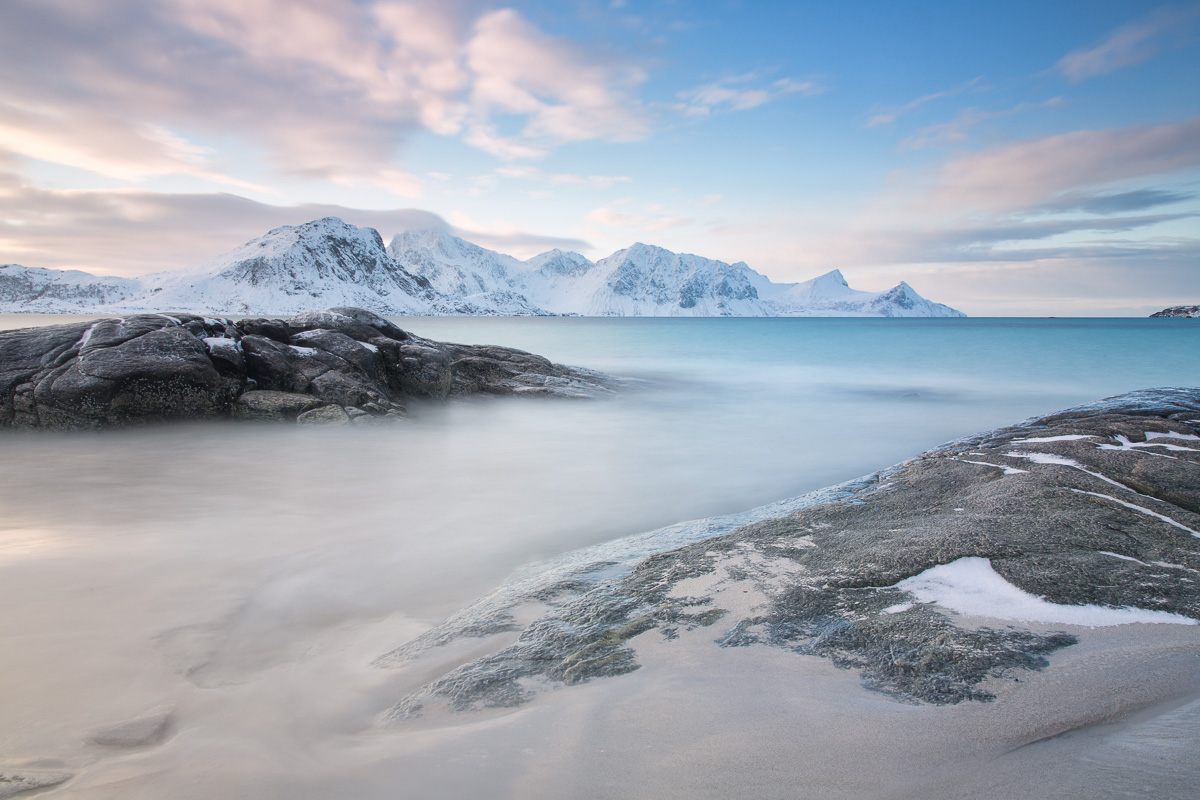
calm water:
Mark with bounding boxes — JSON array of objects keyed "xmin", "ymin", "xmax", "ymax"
[{"xmin": 0, "ymin": 315, "xmax": 1197, "ymax": 797}]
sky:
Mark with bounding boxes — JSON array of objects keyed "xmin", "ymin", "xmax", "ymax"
[{"xmin": 0, "ymin": 0, "xmax": 1198, "ymax": 315}]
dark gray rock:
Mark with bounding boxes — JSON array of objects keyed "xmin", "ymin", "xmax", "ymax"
[
  {"xmin": 1150, "ymin": 305, "xmax": 1199, "ymax": 318},
  {"xmin": 0, "ymin": 307, "xmax": 619, "ymax": 428},
  {"xmin": 379, "ymin": 388, "xmax": 1200, "ymax": 715},
  {"xmin": 296, "ymin": 405, "xmax": 351, "ymax": 425},
  {"xmin": 232, "ymin": 390, "xmax": 326, "ymax": 421}
]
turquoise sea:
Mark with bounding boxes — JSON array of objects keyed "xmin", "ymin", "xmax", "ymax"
[{"xmin": 0, "ymin": 314, "xmax": 1197, "ymax": 797}]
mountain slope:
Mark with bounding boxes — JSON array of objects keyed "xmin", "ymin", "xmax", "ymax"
[
  {"xmin": 138, "ymin": 218, "xmax": 453, "ymax": 315},
  {"xmin": 0, "ymin": 218, "xmax": 965, "ymax": 317},
  {"xmin": 526, "ymin": 243, "xmax": 774, "ymax": 316},
  {"xmin": 385, "ymin": 229, "xmax": 549, "ymax": 315}
]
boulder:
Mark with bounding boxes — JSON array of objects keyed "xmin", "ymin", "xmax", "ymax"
[{"xmin": 0, "ymin": 307, "xmax": 618, "ymax": 428}]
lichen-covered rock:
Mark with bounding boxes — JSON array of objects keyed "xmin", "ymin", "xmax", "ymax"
[
  {"xmin": 379, "ymin": 388, "xmax": 1200, "ymax": 714},
  {"xmin": 0, "ymin": 307, "xmax": 619, "ymax": 428}
]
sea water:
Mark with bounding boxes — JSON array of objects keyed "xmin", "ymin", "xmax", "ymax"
[{"xmin": 0, "ymin": 315, "xmax": 1197, "ymax": 796}]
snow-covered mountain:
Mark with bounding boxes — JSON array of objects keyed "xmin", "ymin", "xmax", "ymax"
[
  {"xmin": 0, "ymin": 265, "xmax": 142, "ymax": 312},
  {"xmin": 0, "ymin": 217, "xmax": 964, "ymax": 317},
  {"xmin": 751, "ymin": 268, "xmax": 962, "ymax": 317}
]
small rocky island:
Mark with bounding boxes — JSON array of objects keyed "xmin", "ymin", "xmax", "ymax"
[
  {"xmin": 0, "ymin": 306, "xmax": 616, "ymax": 429},
  {"xmin": 1150, "ymin": 305, "xmax": 1200, "ymax": 317}
]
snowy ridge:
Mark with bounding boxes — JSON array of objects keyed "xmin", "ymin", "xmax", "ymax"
[{"xmin": 0, "ymin": 217, "xmax": 964, "ymax": 317}]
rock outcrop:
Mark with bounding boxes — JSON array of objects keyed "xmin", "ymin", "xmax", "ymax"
[
  {"xmin": 1151, "ymin": 305, "xmax": 1200, "ymax": 318},
  {"xmin": 0, "ymin": 307, "xmax": 617, "ymax": 429},
  {"xmin": 378, "ymin": 388, "xmax": 1200, "ymax": 714}
]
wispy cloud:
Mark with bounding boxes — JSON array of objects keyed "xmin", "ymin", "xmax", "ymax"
[
  {"xmin": 864, "ymin": 77, "xmax": 983, "ymax": 128},
  {"xmin": 1056, "ymin": 4, "xmax": 1200, "ymax": 82},
  {"xmin": 1036, "ymin": 188, "xmax": 1196, "ymax": 215},
  {"xmin": 674, "ymin": 73, "xmax": 825, "ymax": 117},
  {"xmin": 900, "ymin": 98, "xmax": 1067, "ymax": 150},
  {"xmin": 495, "ymin": 166, "xmax": 632, "ymax": 188}
]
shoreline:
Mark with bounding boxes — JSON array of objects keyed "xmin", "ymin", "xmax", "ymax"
[{"xmin": 2, "ymin": 382, "xmax": 1199, "ymax": 797}]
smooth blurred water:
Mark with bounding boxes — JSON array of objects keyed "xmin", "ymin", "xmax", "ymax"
[{"xmin": 0, "ymin": 315, "xmax": 1197, "ymax": 797}]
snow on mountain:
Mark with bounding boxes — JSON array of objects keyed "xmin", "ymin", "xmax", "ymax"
[
  {"xmin": 522, "ymin": 243, "xmax": 774, "ymax": 316},
  {"xmin": 137, "ymin": 218, "xmax": 455, "ymax": 315},
  {"xmin": 385, "ymin": 228, "xmax": 548, "ymax": 315},
  {"xmin": 0, "ymin": 217, "xmax": 965, "ymax": 317},
  {"xmin": 0, "ymin": 264, "xmax": 142, "ymax": 312}
]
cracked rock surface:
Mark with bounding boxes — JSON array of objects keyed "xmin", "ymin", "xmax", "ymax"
[
  {"xmin": 0, "ymin": 306, "xmax": 619, "ymax": 428},
  {"xmin": 378, "ymin": 388, "xmax": 1200, "ymax": 715}
]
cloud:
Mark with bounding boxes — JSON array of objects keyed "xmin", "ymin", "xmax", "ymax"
[
  {"xmin": 864, "ymin": 77, "xmax": 983, "ymax": 128},
  {"xmin": 1056, "ymin": 4, "xmax": 1200, "ymax": 82},
  {"xmin": 900, "ymin": 98, "xmax": 1066, "ymax": 150},
  {"xmin": 1037, "ymin": 188, "xmax": 1196, "ymax": 214},
  {"xmin": 0, "ymin": 173, "xmax": 587, "ymax": 275},
  {"xmin": 927, "ymin": 117, "xmax": 1200, "ymax": 213},
  {"xmin": 465, "ymin": 9, "xmax": 649, "ymax": 150},
  {"xmin": 876, "ymin": 250, "xmax": 1200, "ymax": 317},
  {"xmin": 586, "ymin": 202, "xmax": 691, "ymax": 232},
  {"xmin": 730, "ymin": 118, "xmax": 1200, "ymax": 311},
  {"xmin": 495, "ymin": 166, "xmax": 632, "ymax": 188},
  {"xmin": 0, "ymin": 0, "xmax": 650, "ymax": 191},
  {"xmin": 674, "ymin": 73, "xmax": 825, "ymax": 117}
]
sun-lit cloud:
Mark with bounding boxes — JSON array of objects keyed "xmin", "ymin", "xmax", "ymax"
[
  {"xmin": 1056, "ymin": 3, "xmax": 1200, "ymax": 82},
  {"xmin": 586, "ymin": 202, "xmax": 692, "ymax": 232},
  {"xmin": 925, "ymin": 117, "xmax": 1200, "ymax": 213},
  {"xmin": 674, "ymin": 73, "xmax": 825, "ymax": 117},
  {"xmin": 0, "ymin": 0, "xmax": 651, "ymax": 191},
  {"xmin": 0, "ymin": 172, "xmax": 587, "ymax": 275},
  {"xmin": 465, "ymin": 8, "xmax": 649, "ymax": 150},
  {"xmin": 724, "ymin": 118, "xmax": 1200, "ymax": 312}
]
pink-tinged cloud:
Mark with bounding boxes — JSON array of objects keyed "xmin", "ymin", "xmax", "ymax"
[
  {"xmin": 928, "ymin": 117, "xmax": 1200, "ymax": 212},
  {"xmin": 0, "ymin": 173, "xmax": 588, "ymax": 277},
  {"xmin": 0, "ymin": 0, "xmax": 649, "ymax": 188},
  {"xmin": 586, "ymin": 203, "xmax": 692, "ymax": 232},
  {"xmin": 1056, "ymin": 4, "xmax": 1200, "ymax": 82},
  {"xmin": 465, "ymin": 9, "xmax": 648, "ymax": 151}
]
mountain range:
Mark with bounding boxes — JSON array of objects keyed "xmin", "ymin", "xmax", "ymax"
[{"xmin": 0, "ymin": 217, "xmax": 964, "ymax": 317}]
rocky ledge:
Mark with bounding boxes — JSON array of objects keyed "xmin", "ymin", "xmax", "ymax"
[
  {"xmin": 377, "ymin": 388, "xmax": 1200, "ymax": 714},
  {"xmin": 1150, "ymin": 305, "xmax": 1200, "ymax": 318},
  {"xmin": 0, "ymin": 307, "xmax": 617, "ymax": 429}
]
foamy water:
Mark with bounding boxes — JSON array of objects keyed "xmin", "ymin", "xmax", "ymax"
[{"xmin": 1, "ymin": 315, "xmax": 1197, "ymax": 797}]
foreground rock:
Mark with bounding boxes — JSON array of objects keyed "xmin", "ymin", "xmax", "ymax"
[
  {"xmin": 0, "ymin": 307, "xmax": 618, "ymax": 429},
  {"xmin": 1151, "ymin": 304, "xmax": 1200, "ymax": 318},
  {"xmin": 378, "ymin": 388, "xmax": 1200, "ymax": 714}
]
